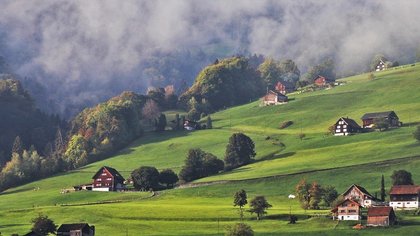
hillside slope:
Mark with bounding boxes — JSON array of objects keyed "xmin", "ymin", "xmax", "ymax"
[{"xmin": 1, "ymin": 64, "xmax": 420, "ymax": 235}]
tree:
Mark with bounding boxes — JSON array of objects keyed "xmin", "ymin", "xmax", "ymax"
[
  {"xmin": 131, "ymin": 166, "xmax": 160, "ymax": 190},
  {"xmin": 367, "ymin": 73, "xmax": 375, "ymax": 81},
  {"xmin": 380, "ymin": 174, "xmax": 386, "ymax": 201},
  {"xmin": 391, "ymin": 170, "xmax": 414, "ymax": 186},
  {"xmin": 303, "ymin": 58, "xmax": 335, "ymax": 82},
  {"xmin": 289, "ymin": 215, "xmax": 298, "ymax": 224},
  {"xmin": 249, "ymin": 196, "xmax": 272, "ymax": 220},
  {"xmin": 31, "ymin": 214, "xmax": 57, "ymax": 236},
  {"xmin": 142, "ymin": 99, "xmax": 160, "ymax": 122},
  {"xmin": 64, "ymin": 135, "xmax": 88, "ymax": 168},
  {"xmin": 206, "ymin": 116, "xmax": 213, "ymax": 129},
  {"xmin": 225, "ymin": 223, "xmax": 254, "ymax": 236},
  {"xmin": 12, "ymin": 136, "xmax": 23, "ymax": 155},
  {"xmin": 322, "ymin": 185, "xmax": 338, "ymax": 207},
  {"xmin": 413, "ymin": 126, "xmax": 420, "ymax": 142},
  {"xmin": 224, "ymin": 133, "xmax": 256, "ymax": 170},
  {"xmin": 233, "ymin": 189, "xmax": 248, "ymax": 220},
  {"xmin": 309, "ymin": 182, "xmax": 322, "ymax": 209},
  {"xmin": 298, "ymin": 133, "xmax": 306, "ymax": 141},
  {"xmin": 159, "ymin": 169, "xmax": 178, "ymax": 188},
  {"xmin": 295, "ymin": 178, "xmax": 311, "ymax": 209},
  {"xmin": 179, "ymin": 149, "xmax": 224, "ymax": 182},
  {"xmin": 155, "ymin": 113, "xmax": 167, "ymax": 132}
]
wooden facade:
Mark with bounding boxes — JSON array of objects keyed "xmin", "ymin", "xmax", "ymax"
[
  {"xmin": 361, "ymin": 111, "xmax": 400, "ymax": 129},
  {"xmin": 334, "ymin": 117, "xmax": 361, "ymax": 136},
  {"xmin": 367, "ymin": 207, "xmax": 396, "ymax": 226},
  {"xmin": 274, "ymin": 81, "xmax": 294, "ymax": 95},
  {"xmin": 389, "ymin": 185, "xmax": 420, "ymax": 210},
  {"xmin": 57, "ymin": 223, "xmax": 95, "ymax": 236},
  {"xmin": 342, "ymin": 184, "xmax": 377, "ymax": 207},
  {"xmin": 92, "ymin": 166, "xmax": 125, "ymax": 192},
  {"xmin": 331, "ymin": 199, "xmax": 361, "ymax": 221},
  {"xmin": 262, "ymin": 90, "xmax": 288, "ymax": 105},
  {"xmin": 314, "ymin": 75, "xmax": 332, "ymax": 87}
]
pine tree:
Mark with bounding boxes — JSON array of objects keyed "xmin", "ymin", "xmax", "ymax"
[
  {"xmin": 380, "ymin": 174, "xmax": 386, "ymax": 201},
  {"xmin": 234, "ymin": 189, "xmax": 248, "ymax": 220},
  {"xmin": 12, "ymin": 136, "xmax": 23, "ymax": 155}
]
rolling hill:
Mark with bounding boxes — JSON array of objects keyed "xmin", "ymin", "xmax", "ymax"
[{"xmin": 1, "ymin": 64, "xmax": 420, "ymax": 235}]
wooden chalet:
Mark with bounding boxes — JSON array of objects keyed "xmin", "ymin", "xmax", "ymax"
[
  {"xmin": 367, "ymin": 207, "xmax": 396, "ymax": 226},
  {"xmin": 184, "ymin": 119, "xmax": 200, "ymax": 131},
  {"xmin": 262, "ymin": 90, "xmax": 288, "ymax": 106},
  {"xmin": 274, "ymin": 81, "xmax": 294, "ymax": 95},
  {"xmin": 375, "ymin": 60, "xmax": 387, "ymax": 71},
  {"xmin": 389, "ymin": 185, "xmax": 420, "ymax": 210},
  {"xmin": 92, "ymin": 166, "xmax": 125, "ymax": 192},
  {"xmin": 331, "ymin": 198, "xmax": 362, "ymax": 221},
  {"xmin": 361, "ymin": 111, "xmax": 400, "ymax": 128},
  {"xmin": 342, "ymin": 184, "xmax": 378, "ymax": 207},
  {"xmin": 333, "ymin": 117, "xmax": 361, "ymax": 136},
  {"xmin": 314, "ymin": 75, "xmax": 333, "ymax": 87},
  {"xmin": 57, "ymin": 223, "xmax": 95, "ymax": 236}
]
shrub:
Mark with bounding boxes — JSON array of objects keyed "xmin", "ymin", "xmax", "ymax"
[
  {"xmin": 225, "ymin": 223, "xmax": 254, "ymax": 236},
  {"xmin": 279, "ymin": 121, "xmax": 293, "ymax": 129}
]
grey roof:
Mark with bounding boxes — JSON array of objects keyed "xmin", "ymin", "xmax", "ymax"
[
  {"xmin": 57, "ymin": 223, "xmax": 92, "ymax": 233},
  {"xmin": 361, "ymin": 111, "xmax": 397, "ymax": 120}
]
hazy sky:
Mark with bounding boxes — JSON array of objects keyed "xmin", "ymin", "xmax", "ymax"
[{"xmin": 1, "ymin": 0, "xmax": 419, "ymax": 115}]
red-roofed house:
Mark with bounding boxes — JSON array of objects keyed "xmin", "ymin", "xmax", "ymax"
[
  {"xmin": 331, "ymin": 198, "xmax": 362, "ymax": 221},
  {"xmin": 262, "ymin": 90, "xmax": 288, "ymax": 106},
  {"xmin": 389, "ymin": 185, "xmax": 420, "ymax": 210},
  {"xmin": 367, "ymin": 207, "xmax": 396, "ymax": 226},
  {"xmin": 314, "ymin": 75, "xmax": 333, "ymax": 87}
]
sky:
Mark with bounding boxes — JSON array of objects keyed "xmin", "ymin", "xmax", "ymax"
[{"xmin": 0, "ymin": 0, "xmax": 419, "ymax": 116}]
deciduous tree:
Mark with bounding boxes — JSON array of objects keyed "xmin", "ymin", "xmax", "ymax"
[
  {"xmin": 159, "ymin": 169, "xmax": 179, "ymax": 188},
  {"xmin": 131, "ymin": 166, "xmax": 160, "ymax": 190},
  {"xmin": 233, "ymin": 189, "xmax": 248, "ymax": 220},
  {"xmin": 391, "ymin": 170, "xmax": 414, "ymax": 186},
  {"xmin": 31, "ymin": 214, "xmax": 57, "ymax": 236},
  {"xmin": 224, "ymin": 133, "xmax": 256, "ymax": 170},
  {"xmin": 249, "ymin": 196, "xmax": 272, "ymax": 220},
  {"xmin": 225, "ymin": 223, "xmax": 254, "ymax": 236}
]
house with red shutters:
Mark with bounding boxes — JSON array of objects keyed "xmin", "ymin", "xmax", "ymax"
[
  {"xmin": 274, "ymin": 81, "xmax": 294, "ymax": 95},
  {"xmin": 92, "ymin": 166, "xmax": 125, "ymax": 192}
]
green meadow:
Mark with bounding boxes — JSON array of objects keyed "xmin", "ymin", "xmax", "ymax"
[{"xmin": 1, "ymin": 64, "xmax": 420, "ymax": 235}]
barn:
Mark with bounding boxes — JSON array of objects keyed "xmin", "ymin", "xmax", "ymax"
[{"xmin": 367, "ymin": 207, "xmax": 396, "ymax": 226}]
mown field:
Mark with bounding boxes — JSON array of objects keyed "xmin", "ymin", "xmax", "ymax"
[{"xmin": 1, "ymin": 64, "xmax": 420, "ymax": 235}]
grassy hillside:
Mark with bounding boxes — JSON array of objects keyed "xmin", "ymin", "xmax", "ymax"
[{"xmin": 1, "ymin": 64, "xmax": 420, "ymax": 235}]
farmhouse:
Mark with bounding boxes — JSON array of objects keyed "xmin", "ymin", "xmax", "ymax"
[
  {"xmin": 389, "ymin": 185, "xmax": 420, "ymax": 210},
  {"xmin": 274, "ymin": 81, "xmax": 294, "ymax": 95},
  {"xmin": 331, "ymin": 198, "xmax": 362, "ymax": 221},
  {"xmin": 262, "ymin": 90, "xmax": 288, "ymax": 105},
  {"xmin": 314, "ymin": 75, "xmax": 333, "ymax": 87},
  {"xmin": 375, "ymin": 60, "xmax": 387, "ymax": 71},
  {"xmin": 367, "ymin": 207, "xmax": 396, "ymax": 226},
  {"xmin": 92, "ymin": 166, "xmax": 125, "ymax": 192},
  {"xmin": 333, "ymin": 117, "xmax": 361, "ymax": 136},
  {"xmin": 57, "ymin": 223, "xmax": 95, "ymax": 236},
  {"xmin": 184, "ymin": 119, "xmax": 200, "ymax": 131},
  {"xmin": 361, "ymin": 111, "xmax": 400, "ymax": 129},
  {"xmin": 342, "ymin": 184, "xmax": 378, "ymax": 207}
]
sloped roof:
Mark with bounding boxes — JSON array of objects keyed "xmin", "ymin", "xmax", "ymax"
[
  {"xmin": 23, "ymin": 231, "xmax": 43, "ymax": 236},
  {"xmin": 342, "ymin": 184, "xmax": 375, "ymax": 199},
  {"xmin": 92, "ymin": 166, "xmax": 125, "ymax": 182},
  {"xmin": 57, "ymin": 223, "xmax": 92, "ymax": 233},
  {"xmin": 331, "ymin": 198, "xmax": 361, "ymax": 213},
  {"xmin": 390, "ymin": 185, "xmax": 420, "ymax": 195},
  {"xmin": 368, "ymin": 206, "xmax": 394, "ymax": 217},
  {"xmin": 338, "ymin": 117, "xmax": 361, "ymax": 128},
  {"xmin": 361, "ymin": 111, "xmax": 397, "ymax": 120}
]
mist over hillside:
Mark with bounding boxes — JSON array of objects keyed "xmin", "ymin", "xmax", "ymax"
[{"xmin": 0, "ymin": 0, "xmax": 419, "ymax": 116}]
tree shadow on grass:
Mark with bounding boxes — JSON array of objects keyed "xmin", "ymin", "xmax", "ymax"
[
  {"xmin": 259, "ymin": 152, "xmax": 296, "ymax": 162},
  {"xmin": 0, "ymin": 187, "xmax": 34, "ymax": 196}
]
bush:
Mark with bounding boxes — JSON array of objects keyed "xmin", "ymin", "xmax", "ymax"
[
  {"xmin": 279, "ymin": 121, "xmax": 293, "ymax": 129},
  {"xmin": 289, "ymin": 215, "xmax": 298, "ymax": 224},
  {"xmin": 413, "ymin": 126, "xmax": 420, "ymax": 142},
  {"xmin": 179, "ymin": 149, "xmax": 224, "ymax": 182},
  {"xmin": 225, "ymin": 223, "xmax": 254, "ymax": 236},
  {"xmin": 131, "ymin": 166, "xmax": 160, "ymax": 191},
  {"xmin": 159, "ymin": 169, "xmax": 179, "ymax": 188}
]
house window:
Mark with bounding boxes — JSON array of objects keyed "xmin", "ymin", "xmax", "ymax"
[
  {"xmin": 343, "ymin": 129, "xmax": 347, "ymax": 132},
  {"xmin": 348, "ymin": 210, "xmax": 356, "ymax": 213},
  {"xmin": 107, "ymin": 178, "xmax": 112, "ymax": 181},
  {"xmin": 343, "ymin": 125, "xmax": 347, "ymax": 128},
  {"xmin": 96, "ymin": 178, "xmax": 101, "ymax": 181},
  {"xmin": 101, "ymin": 173, "xmax": 107, "ymax": 176},
  {"xmin": 340, "ymin": 210, "xmax": 345, "ymax": 213},
  {"xmin": 96, "ymin": 183, "xmax": 101, "ymax": 187},
  {"xmin": 337, "ymin": 125, "xmax": 341, "ymax": 128},
  {"xmin": 336, "ymin": 129, "xmax": 340, "ymax": 132}
]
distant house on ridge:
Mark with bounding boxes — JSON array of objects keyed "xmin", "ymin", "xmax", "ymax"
[
  {"xmin": 314, "ymin": 75, "xmax": 333, "ymax": 87},
  {"xmin": 361, "ymin": 111, "xmax": 400, "ymax": 129},
  {"xmin": 367, "ymin": 207, "xmax": 396, "ymax": 226},
  {"xmin": 184, "ymin": 119, "xmax": 200, "ymax": 131},
  {"xmin": 262, "ymin": 90, "xmax": 288, "ymax": 106},
  {"xmin": 92, "ymin": 166, "xmax": 125, "ymax": 192},
  {"xmin": 375, "ymin": 59, "xmax": 387, "ymax": 71},
  {"xmin": 389, "ymin": 185, "xmax": 420, "ymax": 210},
  {"xmin": 274, "ymin": 81, "xmax": 294, "ymax": 95},
  {"xmin": 333, "ymin": 117, "xmax": 361, "ymax": 136}
]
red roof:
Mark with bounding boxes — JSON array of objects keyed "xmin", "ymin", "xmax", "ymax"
[
  {"xmin": 331, "ymin": 198, "xmax": 360, "ymax": 213},
  {"xmin": 367, "ymin": 207, "xmax": 394, "ymax": 217},
  {"xmin": 389, "ymin": 185, "xmax": 420, "ymax": 195}
]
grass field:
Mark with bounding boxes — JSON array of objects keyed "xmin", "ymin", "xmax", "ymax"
[{"xmin": 1, "ymin": 64, "xmax": 420, "ymax": 235}]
